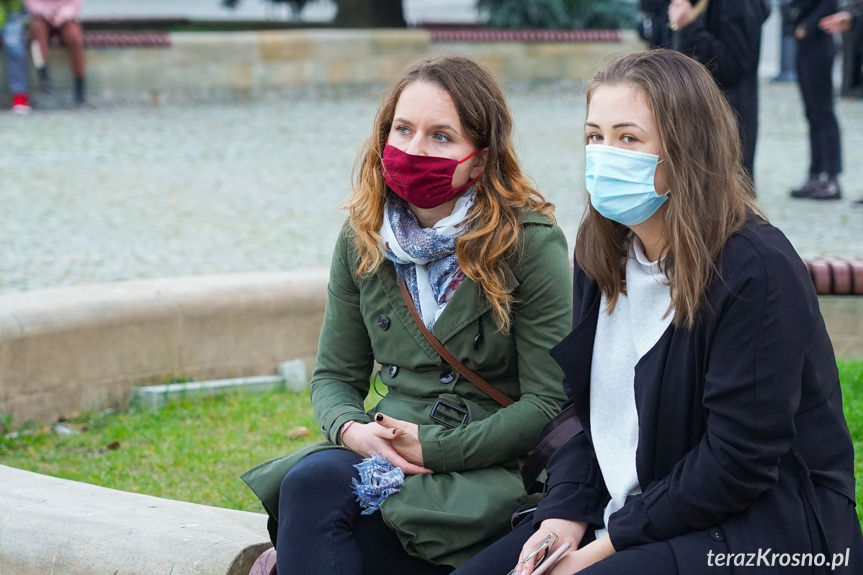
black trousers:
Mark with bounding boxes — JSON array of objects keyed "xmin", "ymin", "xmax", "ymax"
[
  {"xmin": 796, "ymin": 32, "xmax": 842, "ymax": 177},
  {"xmin": 276, "ymin": 449, "xmax": 451, "ymax": 575},
  {"xmin": 451, "ymin": 518, "xmax": 682, "ymax": 575},
  {"xmin": 726, "ymin": 73, "xmax": 760, "ymax": 183}
]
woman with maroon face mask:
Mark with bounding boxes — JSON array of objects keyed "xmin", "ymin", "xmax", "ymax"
[{"xmin": 242, "ymin": 55, "xmax": 572, "ymax": 575}]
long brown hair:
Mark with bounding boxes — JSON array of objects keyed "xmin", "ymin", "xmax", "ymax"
[
  {"xmin": 346, "ymin": 55, "xmax": 554, "ymax": 332},
  {"xmin": 576, "ymin": 49, "xmax": 762, "ymax": 327}
]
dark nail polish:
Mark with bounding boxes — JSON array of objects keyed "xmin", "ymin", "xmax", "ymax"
[{"xmin": 375, "ymin": 413, "xmax": 384, "ymax": 422}]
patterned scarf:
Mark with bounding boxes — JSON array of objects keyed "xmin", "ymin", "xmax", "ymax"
[{"xmin": 381, "ymin": 192, "xmax": 474, "ymax": 330}]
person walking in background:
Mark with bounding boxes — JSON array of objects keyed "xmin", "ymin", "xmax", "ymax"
[
  {"xmin": 820, "ymin": 0, "xmax": 863, "ymax": 34},
  {"xmin": 24, "ymin": 0, "xmax": 86, "ymax": 105},
  {"xmin": 820, "ymin": 0, "xmax": 863, "ymax": 205},
  {"xmin": 1, "ymin": 0, "xmax": 31, "ymax": 114},
  {"xmin": 788, "ymin": 0, "xmax": 843, "ymax": 200},
  {"xmin": 666, "ymin": 0, "xmax": 771, "ymax": 185}
]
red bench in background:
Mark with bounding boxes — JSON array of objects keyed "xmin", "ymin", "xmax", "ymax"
[{"xmin": 804, "ymin": 259, "xmax": 863, "ymax": 295}]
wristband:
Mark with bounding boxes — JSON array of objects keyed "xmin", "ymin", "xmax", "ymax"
[{"xmin": 337, "ymin": 420, "xmax": 356, "ymax": 445}]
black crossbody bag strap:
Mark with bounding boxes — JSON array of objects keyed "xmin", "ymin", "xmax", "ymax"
[{"xmin": 520, "ymin": 404, "xmax": 584, "ymax": 493}]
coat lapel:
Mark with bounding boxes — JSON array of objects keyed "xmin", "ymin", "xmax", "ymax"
[
  {"xmin": 550, "ymin": 281, "xmax": 600, "ymax": 425},
  {"xmin": 378, "ymin": 262, "xmax": 441, "ymax": 362},
  {"xmin": 432, "ymin": 275, "xmax": 497, "ymax": 345},
  {"xmin": 378, "ymin": 260, "xmax": 511, "ymax": 351}
]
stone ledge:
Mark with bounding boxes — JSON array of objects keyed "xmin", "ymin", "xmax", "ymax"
[
  {"xmin": 429, "ymin": 28, "xmax": 624, "ymax": 42},
  {"xmin": 0, "ymin": 271, "xmax": 328, "ymax": 429},
  {"xmin": 15, "ymin": 28, "xmax": 645, "ymax": 104},
  {"xmin": 0, "ymin": 465, "xmax": 270, "ymax": 575}
]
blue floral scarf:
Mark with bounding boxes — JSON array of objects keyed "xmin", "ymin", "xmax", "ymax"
[{"xmin": 380, "ymin": 193, "xmax": 473, "ymax": 330}]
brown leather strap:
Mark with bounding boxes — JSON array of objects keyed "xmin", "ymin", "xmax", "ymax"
[{"xmin": 397, "ymin": 279, "xmax": 513, "ymax": 407}]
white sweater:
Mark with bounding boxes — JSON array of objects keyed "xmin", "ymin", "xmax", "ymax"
[{"xmin": 590, "ymin": 238, "xmax": 673, "ymax": 539}]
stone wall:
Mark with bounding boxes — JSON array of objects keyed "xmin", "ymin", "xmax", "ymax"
[
  {"xmin": 0, "ymin": 271, "xmax": 327, "ymax": 429},
  {"xmin": 0, "ymin": 465, "xmax": 270, "ymax": 575},
  {"xmin": 1, "ymin": 271, "xmax": 861, "ymax": 430},
  {"xmin": 820, "ymin": 297, "xmax": 863, "ymax": 359},
  {"xmin": 25, "ymin": 29, "xmax": 644, "ymax": 104}
]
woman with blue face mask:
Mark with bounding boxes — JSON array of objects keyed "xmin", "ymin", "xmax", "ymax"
[{"xmin": 454, "ymin": 49, "xmax": 862, "ymax": 575}]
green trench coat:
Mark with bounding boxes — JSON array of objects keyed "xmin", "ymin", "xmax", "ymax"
[{"xmin": 242, "ymin": 212, "xmax": 571, "ymax": 568}]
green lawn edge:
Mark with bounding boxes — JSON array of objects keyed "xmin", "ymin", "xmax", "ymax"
[{"xmin": 1, "ymin": 361, "xmax": 861, "ymax": 526}]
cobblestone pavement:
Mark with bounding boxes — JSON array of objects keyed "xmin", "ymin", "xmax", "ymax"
[{"xmin": 0, "ymin": 81, "xmax": 861, "ymax": 294}]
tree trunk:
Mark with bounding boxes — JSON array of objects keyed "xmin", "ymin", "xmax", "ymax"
[{"xmin": 335, "ymin": 0, "xmax": 406, "ymax": 27}]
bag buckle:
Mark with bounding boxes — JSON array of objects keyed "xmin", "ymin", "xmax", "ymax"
[{"xmin": 429, "ymin": 398, "xmax": 469, "ymax": 429}]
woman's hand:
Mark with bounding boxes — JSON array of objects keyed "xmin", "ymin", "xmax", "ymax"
[
  {"xmin": 668, "ymin": 0, "xmax": 696, "ymax": 31},
  {"xmin": 373, "ymin": 413, "xmax": 425, "ymax": 468},
  {"xmin": 340, "ymin": 420, "xmax": 432, "ymax": 476},
  {"xmin": 819, "ymin": 11, "xmax": 853, "ymax": 34},
  {"xmin": 514, "ymin": 519, "xmax": 587, "ymax": 575},
  {"xmin": 543, "ymin": 536, "xmax": 616, "ymax": 575}
]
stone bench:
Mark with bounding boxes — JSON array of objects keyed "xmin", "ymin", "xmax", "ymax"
[
  {"xmin": 80, "ymin": 30, "xmax": 172, "ymax": 48},
  {"xmin": 0, "ymin": 465, "xmax": 270, "ymax": 575},
  {"xmin": 803, "ymin": 258, "xmax": 863, "ymax": 295}
]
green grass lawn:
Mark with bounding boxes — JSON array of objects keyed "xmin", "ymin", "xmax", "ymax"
[
  {"xmin": 1, "ymin": 362, "xmax": 862, "ymax": 523},
  {"xmin": 0, "ymin": 387, "xmax": 323, "ymax": 512},
  {"xmin": 841, "ymin": 359, "xmax": 863, "ymax": 524}
]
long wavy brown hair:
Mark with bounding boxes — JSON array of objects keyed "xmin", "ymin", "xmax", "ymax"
[
  {"xmin": 576, "ymin": 49, "xmax": 762, "ymax": 327},
  {"xmin": 346, "ymin": 55, "xmax": 554, "ymax": 333}
]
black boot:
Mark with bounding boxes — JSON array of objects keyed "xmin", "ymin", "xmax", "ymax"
[
  {"xmin": 809, "ymin": 174, "xmax": 841, "ymax": 200},
  {"xmin": 74, "ymin": 76, "xmax": 86, "ymax": 106},
  {"xmin": 38, "ymin": 66, "xmax": 52, "ymax": 94},
  {"xmin": 790, "ymin": 173, "xmax": 818, "ymax": 198}
]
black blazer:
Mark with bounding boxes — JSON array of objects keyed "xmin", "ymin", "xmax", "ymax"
[
  {"xmin": 534, "ymin": 218, "xmax": 862, "ymax": 573},
  {"xmin": 676, "ymin": 0, "xmax": 770, "ymax": 90}
]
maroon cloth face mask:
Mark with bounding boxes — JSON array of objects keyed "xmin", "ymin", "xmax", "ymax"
[{"xmin": 381, "ymin": 144, "xmax": 480, "ymax": 209}]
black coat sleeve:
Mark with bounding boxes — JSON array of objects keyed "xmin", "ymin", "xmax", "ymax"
[
  {"xmin": 606, "ymin": 234, "xmax": 817, "ymax": 550},
  {"xmin": 531, "ymin": 404, "xmax": 609, "ymax": 529},
  {"xmin": 677, "ymin": 0, "xmax": 765, "ymax": 89},
  {"xmin": 531, "ymin": 265, "xmax": 610, "ymax": 529}
]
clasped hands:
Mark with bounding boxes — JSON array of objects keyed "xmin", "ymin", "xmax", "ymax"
[
  {"xmin": 340, "ymin": 413, "xmax": 432, "ymax": 475},
  {"xmin": 513, "ymin": 519, "xmax": 615, "ymax": 575}
]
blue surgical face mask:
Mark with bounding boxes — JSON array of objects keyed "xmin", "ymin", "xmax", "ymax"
[{"xmin": 584, "ymin": 145, "xmax": 668, "ymax": 226}]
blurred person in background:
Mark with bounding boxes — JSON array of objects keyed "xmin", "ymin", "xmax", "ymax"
[
  {"xmin": 820, "ymin": 0, "xmax": 863, "ymax": 204},
  {"xmin": 788, "ymin": 0, "xmax": 843, "ymax": 200},
  {"xmin": 1, "ymin": 0, "xmax": 31, "ymax": 113},
  {"xmin": 666, "ymin": 0, "xmax": 771, "ymax": 186},
  {"xmin": 25, "ymin": 0, "xmax": 86, "ymax": 105},
  {"xmin": 821, "ymin": 0, "xmax": 863, "ymax": 34}
]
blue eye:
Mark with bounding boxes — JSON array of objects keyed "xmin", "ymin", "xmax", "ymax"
[
  {"xmin": 622, "ymin": 135, "xmax": 637, "ymax": 144},
  {"xmin": 586, "ymin": 133, "xmax": 602, "ymax": 143},
  {"xmin": 396, "ymin": 125, "xmax": 409, "ymax": 135},
  {"xmin": 433, "ymin": 133, "xmax": 450, "ymax": 143}
]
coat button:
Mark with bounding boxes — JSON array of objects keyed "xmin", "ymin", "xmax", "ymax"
[
  {"xmin": 388, "ymin": 364, "xmax": 399, "ymax": 378},
  {"xmin": 377, "ymin": 315, "xmax": 391, "ymax": 331},
  {"xmin": 440, "ymin": 370, "xmax": 455, "ymax": 384},
  {"xmin": 708, "ymin": 527, "xmax": 725, "ymax": 541},
  {"xmin": 473, "ymin": 334, "xmax": 483, "ymax": 349}
]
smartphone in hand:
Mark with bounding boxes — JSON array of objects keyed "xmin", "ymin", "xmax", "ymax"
[{"xmin": 532, "ymin": 541, "xmax": 571, "ymax": 575}]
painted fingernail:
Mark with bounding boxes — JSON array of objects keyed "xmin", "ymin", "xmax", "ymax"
[
  {"xmin": 392, "ymin": 428, "xmax": 399, "ymax": 435},
  {"xmin": 375, "ymin": 413, "xmax": 384, "ymax": 422}
]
